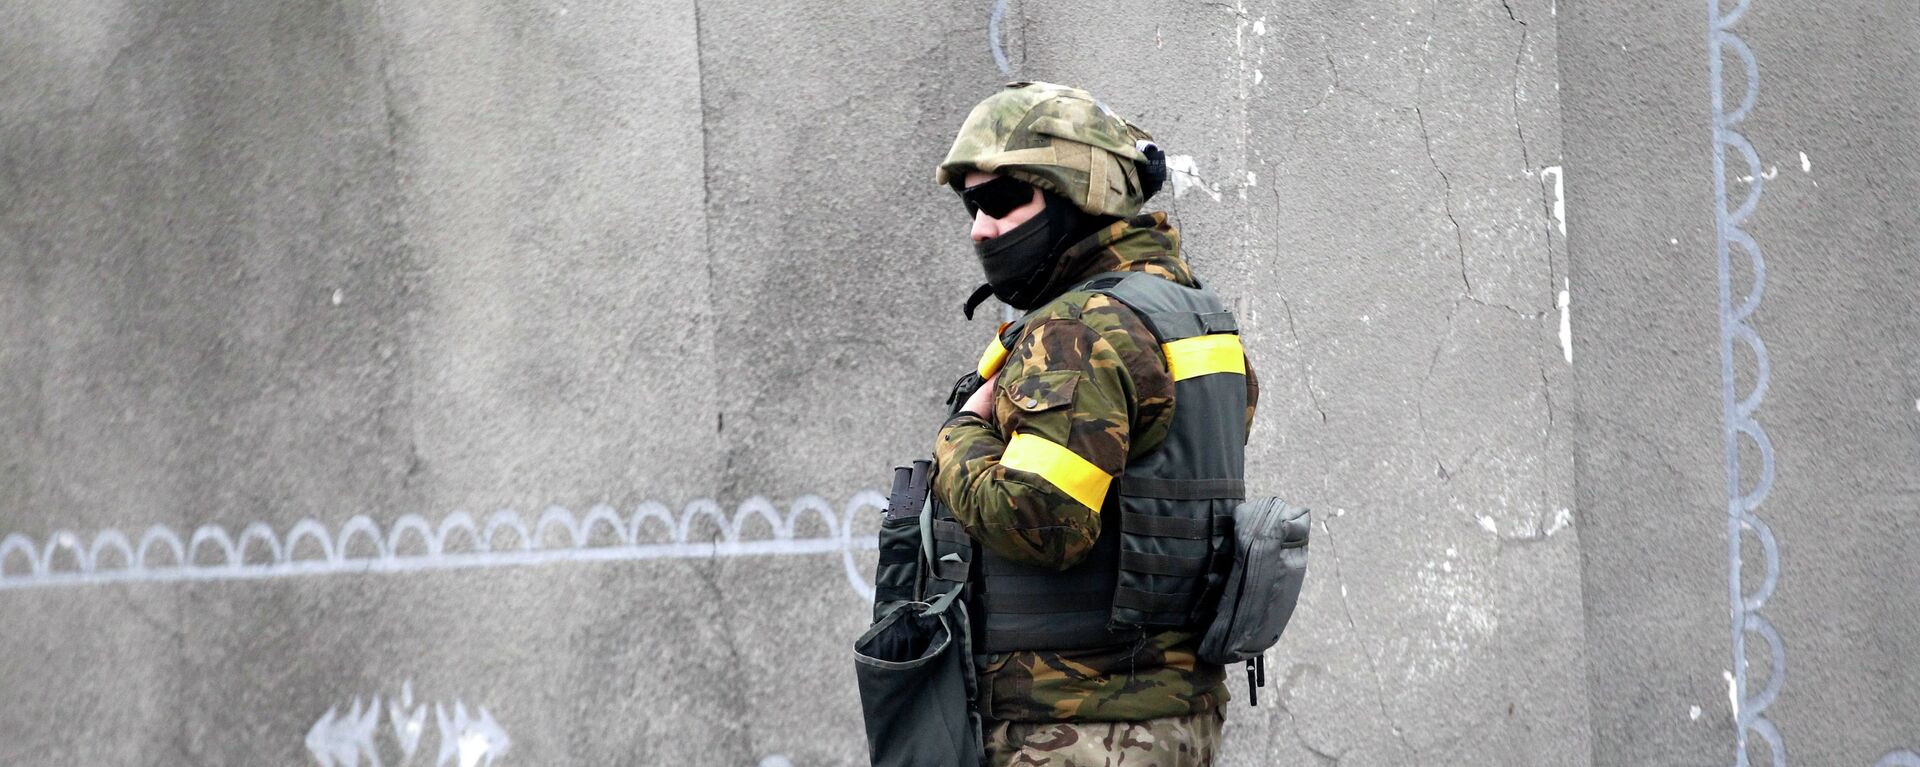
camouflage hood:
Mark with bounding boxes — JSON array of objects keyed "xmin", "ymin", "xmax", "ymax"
[{"xmin": 1032, "ymin": 211, "xmax": 1195, "ymax": 306}]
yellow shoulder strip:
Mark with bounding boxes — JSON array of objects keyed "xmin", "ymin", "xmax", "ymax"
[
  {"xmin": 1000, "ymin": 432, "xmax": 1112, "ymax": 511},
  {"xmin": 977, "ymin": 334, "xmax": 1010, "ymax": 379},
  {"xmin": 1162, "ymin": 334, "xmax": 1246, "ymax": 381}
]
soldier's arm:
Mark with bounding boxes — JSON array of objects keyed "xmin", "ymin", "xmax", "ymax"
[
  {"xmin": 1244, "ymin": 354, "xmax": 1259, "ymax": 441},
  {"xmin": 932, "ymin": 317, "xmax": 1134, "ymax": 570}
]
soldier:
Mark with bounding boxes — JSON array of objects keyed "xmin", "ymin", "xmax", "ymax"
[{"xmin": 930, "ymin": 82, "xmax": 1260, "ymax": 766}]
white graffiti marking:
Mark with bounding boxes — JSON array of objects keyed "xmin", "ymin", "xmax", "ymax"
[
  {"xmin": 1877, "ymin": 751, "xmax": 1920, "ymax": 767},
  {"xmin": 435, "ymin": 701, "xmax": 509, "ymax": 767},
  {"xmin": 1708, "ymin": 3, "xmax": 1787, "ymax": 765},
  {"xmin": 390, "ymin": 681, "xmax": 430, "ymax": 761},
  {"xmin": 0, "ymin": 494, "xmax": 885, "ymax": 600},
  {"xmin": 307, "ymin": 682, "xmax": 509, "ymax": 767},
  {"xmin": 307, "ymin": 697, "xmax": 383, "ymax": 767}
]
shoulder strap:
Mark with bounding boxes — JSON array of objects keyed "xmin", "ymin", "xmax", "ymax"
[
  {"xmin": 978, "ymin": 269, "xmax": 1232, "ymax": 378},
  {"xmin": 1090, "ymin": 272, "xmax": 1237, "ymax": 343}
]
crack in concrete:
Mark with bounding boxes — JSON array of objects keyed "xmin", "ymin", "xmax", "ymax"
[
  {"xmin": 1462, "ymin": 292, "xmax": 1547, "ymax": 319},
  {"xmin": 1506, "ymin": 15, "xmax": 1566, "ymax": 323},
  {"xmin": 690, "ymin": 549, "xmax": 758, "ymax": 762},
  {"xmin": 1500, "ymin": 0, "xmax": 1526, "ymax": 26},
  {"xmin": 82, "ymin": 8, "xmax": 172, "ymax": 118},
  {"xmin": 1437, "ymin": 445, "xmax": 1485, "ymax": 484},
  {"xmin": 1280, "ymin": 298, "xmax": 1329, "ymax": 424},
  {"xmin": 1318, "ymin": 516, "xmax": 1423, "ymax": 765},
  {"xmin": 1292, "ymin": 53, "xmax": 1338, "ymax": 132},
  {"xmin": 1538, "ymin": 363, "xmax": 1556, "ymax": 446},
  {"xmin": 693, "ymin": 0, "xmax": 719, "ymax": 331},
  {"xmin": 691, "ymin": 0, "xmax": 739, "ymax": 500},
  {"xmin": 1197, "ymin": 0, "xmax": 1251, "ymax": 20},
  {"xmin": 1324, "ymin": 52, "xmax": 1406, "ymax": 112},
  {"xmin": 1416, "ymin": 296, "xmax": 1547, "ymax": 489},
  {"xmin": 1297, "ymin": 44, "xmax": 1410, "ymax": 154},
  {"xmin": 111, "ymin": 584, "xmax": 186, "ymax": 643},
  {"xmin": 1412, "ymin": 1, "xmax": 1554, "ymax": 319},
  {"xmin": 1415, "ymin": 300, "xmax": 1459, "ymax": 484},
  {"xmin": 1501, "ymin": 0, "xmax": 1564, "ymax": 323},
  {"xmin": 365, "ymin": 0, "xmax": 406, "ymax": 168},
  {"xmin": 1583, "ymin": 411, "xmax": 1692, "ymax": 482},
  {"xmin": 1505, "ymin": 15, "xmax": 1565, "ymax": 322},
  {"xmin": 1413, "ymin": 104, "xmax": 1472, "ymax": 301},
  {"xmin": 1017, "ymin": 0, "xmax": 1030, "ymax": 75},
  {"xmin": 1539, "ymin": 178, "xmax": 1563, "ymax": 325},
  {"xmin": 1492, "ymin": 526, "xmax": 1567, "ymax": 548},
  {"xmin": 1510, "ymin": 27, "xmax": 1532, "ymax": 172},
  {"xmin": 1274, "ymin": 663, "xmax": 1346, "ymax": 766},
  {"xmin": 1409, "ymin": 0, "xmax": 1475, "ymax": 307}
]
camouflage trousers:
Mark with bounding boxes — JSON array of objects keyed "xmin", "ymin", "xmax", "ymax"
[{"xmin": 983, "ymin": 709, "xmax": 1224, "ymax": 767}]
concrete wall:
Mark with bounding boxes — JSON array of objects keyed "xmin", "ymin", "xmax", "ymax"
[
  {"xmin": 1563, "ymin": 1, "xmax": 1920, "ymax": 765},
  {"xmin": 0, "ymin": 0, "xmax": 1904, "ymax": 765}
]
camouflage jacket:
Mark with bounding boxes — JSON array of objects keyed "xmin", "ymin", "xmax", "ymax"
[{"xmin": 933, "ymin": 212, "xmax": 1260, "ymax": 723}]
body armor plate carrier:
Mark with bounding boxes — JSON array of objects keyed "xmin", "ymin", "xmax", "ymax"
[{"xmin": 972, "ymin": 271, "xmax": 1248, "ymax": 653}]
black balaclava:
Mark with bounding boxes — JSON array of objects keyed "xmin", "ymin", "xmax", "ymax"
[{"xmin": 969, "ymin": 189, "xmax": 1115, "ymax": 314}]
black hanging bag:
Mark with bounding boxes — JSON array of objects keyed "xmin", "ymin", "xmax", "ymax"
[{"xmin": 853, "ymin": 461, "xmax": 985, "ymax": 767}]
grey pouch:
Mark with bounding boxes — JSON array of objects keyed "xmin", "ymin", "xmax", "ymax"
[{"xmin": 1198, "ymin": 497, "xmax": 1310, "ymax": 701}]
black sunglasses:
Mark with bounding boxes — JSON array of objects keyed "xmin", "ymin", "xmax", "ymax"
[{"xmin": 959, "ymin": 175, "xmax": 1037, "ymax": 219}]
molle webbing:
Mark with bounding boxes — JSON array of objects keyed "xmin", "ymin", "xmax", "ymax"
[
  {"xmin": 1121, "ymin": 476, "xmax": 1246, "ymax": 500},
  {"xmin": 974, "ymin": 271, "xmax": 1249, "ymax": 653},
  {"xmin": 974, "ymin": 511, "xmax": 1138, "ymax": 651},
  {"xmin": 1150, "ymin": 310, "xmax": 1238, "ymax": 339},
  {"xmin": 1097, "ymin": 272, "xmax": 1247, "ymax": 627}
]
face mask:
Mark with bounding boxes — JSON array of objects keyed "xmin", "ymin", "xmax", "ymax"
[{"xmin": 972, "ymin": 190, "xmax": 1085, "ymax": 310}]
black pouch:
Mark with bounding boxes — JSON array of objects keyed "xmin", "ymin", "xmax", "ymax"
[
  {"xmin": 852, "ymin": 587, "xmax": 983, "ymax": 766},
  {"xmin": 1198, "ymin": 497, "xmax": 1310, "ymax": 672},
  {"xmin": 874, "ymin": 462, "xmax": 935, "ymax": 620},
  {"xmin": 856, "ymin": 461, "xmax": 985, "ymax": 766},
  {"xmin": 873, "ymin": 515, "xmax": 923, "ymax": 621}
]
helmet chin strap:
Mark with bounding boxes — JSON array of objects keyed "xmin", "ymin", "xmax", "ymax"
[{"xmin": 962, "ymin": 283, "xmax": 996, "ymax": 320}]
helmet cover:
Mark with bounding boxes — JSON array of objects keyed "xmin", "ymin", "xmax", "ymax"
[{"xmin": 936, "ymin": 81, "xmax": 1156, "ymax": 217}]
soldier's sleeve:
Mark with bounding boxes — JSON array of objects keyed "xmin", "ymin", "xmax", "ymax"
[
  {"xmin": 932, "ymin": 317, "xmax": 1134, "ymax": 570},
  {"xmin": 1244, "ymin": 354, "xmax": 1259, "ymax": 441}
]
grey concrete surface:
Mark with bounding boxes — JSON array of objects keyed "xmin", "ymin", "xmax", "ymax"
[
  {"xmin": 0, "ymin": 0, "xmax": 1907, "ymax": 765},
  {"xmin": 1563, "ymin": 1, "xmax": 1920, "ymax": 765}
]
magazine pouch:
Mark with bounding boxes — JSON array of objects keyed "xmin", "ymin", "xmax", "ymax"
[{"xmin": 873, "ymin": 462, "xmax": 933, "ymax": 621}]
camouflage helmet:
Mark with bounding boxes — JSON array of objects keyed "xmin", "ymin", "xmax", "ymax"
[{"xmin": 936, "ymin": 81, "xmax": 1157, "ymax": 218}]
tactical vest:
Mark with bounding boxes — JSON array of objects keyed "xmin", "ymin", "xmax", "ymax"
[{"xmin": 968, "ymin": 271, "xmax": 1248, "ymax": 653}]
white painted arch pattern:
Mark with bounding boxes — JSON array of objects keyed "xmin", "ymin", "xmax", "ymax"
[
  {"xmin": 0, "ymin": 494, "xmax": 885, "ymax": 600},
  {"xmin": 1706, "ymin": 1, "xmax": 1912, "ymax": 762}
]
